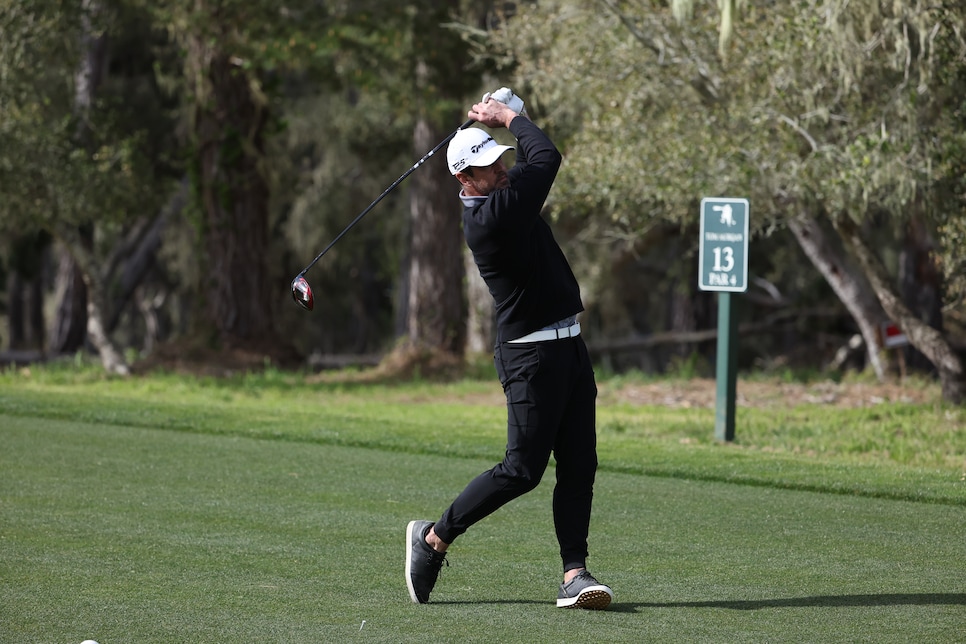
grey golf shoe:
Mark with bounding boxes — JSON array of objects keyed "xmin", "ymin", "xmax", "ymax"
[
  {"xmin": 405, "ymin": 520, "xmax": 447, "ymax": 604},
  {"xmin": 556, "ymin": 570, "xmax": 614, "ymax": 609}
]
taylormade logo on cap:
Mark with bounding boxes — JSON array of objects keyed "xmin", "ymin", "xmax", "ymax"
[{"xmin": 447, "ymin": 127, "xmax": 514, "ymax": 175}]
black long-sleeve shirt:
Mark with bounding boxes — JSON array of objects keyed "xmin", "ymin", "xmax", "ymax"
[{"xmin": 461, "ymin": 117, "xmax": 584, "ymax": 344}]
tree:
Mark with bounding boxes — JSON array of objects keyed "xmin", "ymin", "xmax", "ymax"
[
  {"xmin": 0, "ymin": 0, "xmax": 174, "ymax": 373},
  {"xmin": 279, "ymin": 1, "xmax": 499, "ymax": 364},
  {"xmin": 149, "ymin": 0, "xmax": 334, "ymax": 353},
  {"xmin": 786, "ymin": 214, "xmax": 889, "ymax": 380},
  {"xmin": 489, "ymin": 0, "xmax": 966, "ymax": 402},
  {"xmin": 4, "ymin": 232, "xmax": 49, "ymax": 351},
  {"xmin": 402, "ymin": 1, "xmax": 482, "ymax": 358},
  {"xmin": 704, "ymin": 0, "xmax": 966, "ymax": 401}
]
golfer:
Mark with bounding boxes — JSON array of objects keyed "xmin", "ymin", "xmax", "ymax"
[{"xmin": 405, "ymin": 89, "xmax": 613, "ymax": 610}]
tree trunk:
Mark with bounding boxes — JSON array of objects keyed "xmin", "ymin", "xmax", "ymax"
[
  {"xmin": 6, "ymin": 232, "xmax": 49, "ymax": 351},
  {"xmin": 668, "ymin": 273, "xmax": 699, "ymax": 360},
  {"xmin": 105, "ymin": 179, "xmax": 187, "ymax": 334},
  {"xmin": 6, "ymin": 271, "xmax": 25, "ymax": 350},
  {"xmin": 49, "ymin": 244, "xmax": 89, "ymax": 355},
  {"xmin": 136, "ymin": 287, "xmax": 162, "ymax": 354},
  {"xmin": 833, "ymin": 215, "xmax": 965, "ymax": 404},
  {"xmin": 405, "ymin": 110, "xmax": 466, "ymax": 355},
  {"xmin": 27, "ymin": 268, "xmax": 44, "ymax": 351},
  {"xmin": 899, "ymin": 215, "xmax": 943, "ymax": 373},
  {"xmin": 73, "ymin": 0, "xmax": 107, "ymax": 120},
  {"xmin": 396, "ymin": 0, "xmax": 480, "ymax": 363},
  {"xmin": 46, "ymin": 0, "xmax": 102, "ymax": 357},
  {"xmin": 193, "ymin": 50, "xmax": 274, "ymax": 348},
  {"xmin": 12, "ymin": 269, "xmax": 46, "ymax": 352},
  {"xmin": 85, "ymin": 275, "xmax": 130, "ymax": 375},
  {"xmin": 464, "ymin": 245, "xmax": 494, "ymax": 354},
  {"xmin": 54, "ymin": 225, "xmax": 129, "ymax": 374},
  {"xmin": 49, "ymin": 0, "xmax": 128, "ymax": 373},
  {"xmin": 788, "ymin": 212, "xmax": 889, "ymax": 380}
]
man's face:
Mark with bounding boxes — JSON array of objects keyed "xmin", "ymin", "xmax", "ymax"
[{"xmin": 457, "ymin": 159, "xmax": 509, "ymax": 197}]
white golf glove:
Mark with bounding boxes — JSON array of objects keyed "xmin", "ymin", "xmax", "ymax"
[{"xmin": 484, "ymin": 87, "xmax": 527, "ymax": 116}]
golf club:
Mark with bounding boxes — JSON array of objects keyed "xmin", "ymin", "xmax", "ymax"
[{"xmin": 291, "ymin": 116, "xmax": 477, "ymax": 311}]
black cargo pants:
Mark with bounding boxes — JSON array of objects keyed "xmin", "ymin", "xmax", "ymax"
[{"xmin": 433, "ymin": 334, "xmax": 598, "ymax": 572}]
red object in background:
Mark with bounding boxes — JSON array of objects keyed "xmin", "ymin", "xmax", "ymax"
[{"xmin": 881, "ymin": 322, "xmax": 908, "ymax": 348}]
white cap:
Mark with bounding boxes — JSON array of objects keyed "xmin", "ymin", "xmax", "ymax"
[{"xmin": 446, "ymin": 127, "xmax": 514, "ymax": 175}]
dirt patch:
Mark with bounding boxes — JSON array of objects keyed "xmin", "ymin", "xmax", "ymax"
[
  {"xmin": 604, "ymin": 378, "xmax": 941, "ymax": 409},
  {"xmin": 131, "ymin": 341, "xmax": 943, "ymax": 409},
  {"xmin": 131, "ymin": 339, "xmax": 303, "ymax": 377}
]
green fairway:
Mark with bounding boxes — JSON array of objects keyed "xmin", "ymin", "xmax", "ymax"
[{"xmin": 2, "ymin": 385, "xmax": 964, "ymax": 643}]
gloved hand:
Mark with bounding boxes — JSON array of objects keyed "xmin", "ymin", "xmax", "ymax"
[{"xmin": 484, "ymin": 87, "xmax": 527, "ymax": 116}]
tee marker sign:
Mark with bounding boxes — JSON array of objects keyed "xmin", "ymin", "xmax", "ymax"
[
  {"xmin": 699, "ymin": 197, "xmax": 749, "ymax": 292},
  {"xmin": 697, "ymin": 197, "xmax": 749, "ymax": 442}
]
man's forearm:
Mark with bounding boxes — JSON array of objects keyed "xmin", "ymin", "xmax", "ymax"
[{"xmin": 509, "ymin": 117, "xmax": 562, "ymax": 172}]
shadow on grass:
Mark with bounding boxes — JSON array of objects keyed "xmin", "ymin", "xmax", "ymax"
[
  {"xmin": 613, "ymin": 593, "xmax": 966, "ymax": 612},
  {"xmin": 431, "ymin": 593, "xmax": 966, "ymax": 611},
  {"xmin": 433, "ymin": 600, "xmax": 547, "ymax": 606}
]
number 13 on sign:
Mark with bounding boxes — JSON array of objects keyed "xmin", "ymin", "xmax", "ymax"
[
  {"xmin": 699, "ymin": 197, "xmax": 748, "ymax": 293},
  {"xmin": 712, "ymin": 246, "xmax": 735, "ymax": 272}
]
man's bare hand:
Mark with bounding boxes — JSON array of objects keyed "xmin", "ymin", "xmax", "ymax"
[{"xmin": 468, "ymin": 96, "xmax": 525, "ymax": 129}]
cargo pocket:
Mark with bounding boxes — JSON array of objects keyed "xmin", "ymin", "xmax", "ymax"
[{"xmin": 495, "ymin": 342, "xmax": 540, "ymax": 431}]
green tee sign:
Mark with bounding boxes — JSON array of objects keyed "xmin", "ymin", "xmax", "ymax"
[{"xmin": 698, "ymin": 197, "xmax": 749, "ymax": 292}]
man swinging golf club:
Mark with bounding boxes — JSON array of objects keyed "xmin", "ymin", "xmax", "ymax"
[{"xmin": 405, "ymin": 88, "xmax": 614, "ymax": 610}]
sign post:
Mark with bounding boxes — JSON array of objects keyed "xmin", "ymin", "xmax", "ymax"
[{"xmin": 698, "ymin": 198, "xmax": 749, "ymax": 442}]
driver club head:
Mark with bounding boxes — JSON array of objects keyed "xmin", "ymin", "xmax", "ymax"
[{"xmin": 291, "ymin": 275, "xmax": 314, "ymax": 311}]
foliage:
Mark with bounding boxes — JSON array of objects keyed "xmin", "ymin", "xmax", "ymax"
[
  {"xmin": 930, "ymin": 14, "xmax": 966, "ymax": 313},
  {"xmin": 270, "ymin": 1, "xmax": 499, "ymax": 354},
  {"xmin": 0, "ymin": 0, "xmax": 181, "ymax": 369},
  {"xmin": 3, "ymin": 0, "xmax": 964, "ymax": 381},
  {"xmin": 0, "ymin": 0, "xmax": 490, "ymax": 353},
  {"xmin": 0, "ymin": 0, "xmax": 169, "ymax": 237},
  {"xmin": 272, "ymin": 91, "xmax": 414, "ymax": 354},
  {"xmin": 490, "ymin": 0, "xmax": 966, "ymax": 291}
]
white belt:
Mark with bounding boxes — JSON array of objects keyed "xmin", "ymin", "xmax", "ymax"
[{"xmin": 508, "ymin": 322, "xmax": 581, "ymax": 344}]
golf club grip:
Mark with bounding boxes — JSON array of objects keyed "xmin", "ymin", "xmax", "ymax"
[{"xmin": 297, "ymin": 118, "xmax": 478, "ymax": 276}]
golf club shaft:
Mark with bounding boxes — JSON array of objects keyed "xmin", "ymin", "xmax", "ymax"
[{"xmin": 297, "ymin": 118, "xmax": 476, "ymax": 277}]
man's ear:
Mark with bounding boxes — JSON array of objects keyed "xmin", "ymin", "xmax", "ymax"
[{"xmin": 455, "ymin": 171, "xmax": 473, "ymax": 189}]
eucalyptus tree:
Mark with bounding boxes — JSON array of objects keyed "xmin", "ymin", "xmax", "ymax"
[{"xmin": 491, "ymin": 0, "xmax": 966, "ymax": 402}]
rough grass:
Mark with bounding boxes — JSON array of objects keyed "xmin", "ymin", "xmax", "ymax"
[{"xmin": 1, "ymin": 364, "xmax": 962, "ymax": 504}]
